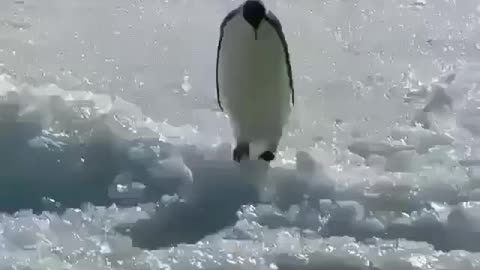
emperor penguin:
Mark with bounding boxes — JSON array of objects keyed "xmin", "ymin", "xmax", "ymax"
[{"xmin": 216, "ymin": 0, "xmax": 294, "ymax": 163}]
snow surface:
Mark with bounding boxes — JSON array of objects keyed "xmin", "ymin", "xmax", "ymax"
[{"xmin": 1, "ymin": 0, "xmax": 480, "ymax": 269}]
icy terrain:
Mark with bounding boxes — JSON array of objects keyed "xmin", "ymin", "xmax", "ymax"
[{"xmin": 1, "ymin": 0, "xmax": 480, "ymax": 269}]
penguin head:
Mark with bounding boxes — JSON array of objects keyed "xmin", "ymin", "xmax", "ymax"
[{"xmin": 242, "ymin": 0, "xmax": 266, "ymax": 30}]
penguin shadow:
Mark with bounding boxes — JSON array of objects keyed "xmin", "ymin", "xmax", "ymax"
[
  {"xmin": 116, "ymin": 159, "xmax": 271, "ymax": 249},
  {"xmin": 0, "ymin": 119, "xmax": 121, "ymax": 214},
  {"xmin": 117, "ymin": 149, "xmax": 340, "ymax": 249}
]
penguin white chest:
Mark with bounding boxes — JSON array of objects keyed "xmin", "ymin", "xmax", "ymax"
[{"xmin": 217, "ymin": 16, "xmax": 292, "ymax": 140}]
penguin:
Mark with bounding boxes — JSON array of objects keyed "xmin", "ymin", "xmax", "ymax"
[{"xmin": 216, "ymin": 0, "xmax": 294, "ymax": 163}]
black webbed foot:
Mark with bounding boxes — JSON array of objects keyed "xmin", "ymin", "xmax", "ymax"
[
  {"xmin": 233, "ymin": 143, "xmax": 250, "ymax": 162},
  {"xmin": 259, "ymin": 151, "xmax": 275, "ymax": 162}
]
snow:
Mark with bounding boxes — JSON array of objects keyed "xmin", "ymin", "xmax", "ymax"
[{"xmin": 1, "ymin": 0, "xmax": 480, "ymax": 269}]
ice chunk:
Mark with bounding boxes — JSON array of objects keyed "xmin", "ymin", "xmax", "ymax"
[
  {"xmin": 147, "ymin": 156, "xmax": 192, "ymax": 182},
  {"xmin": 108, "ymin": 172, "xmax": 146, "ymax": 201},
  {"xmin": 147, "ymin": 155, "xmax": 193, "ymax": 199},
  {"xmin": 354, "ymin": 217, "xmax": 385, "ymax": 239},
  {"xmin": 446, "ymin": 203, "xmax": 480, "ymax": 233},
  {"xmin": 384, "ymin": 150, "xmax": 418, "ymax": 172},
  {"xmin": 28, "ymin": 135, "xmax": 65, "ymax": 150},
  {"xmin": 1, "ymin": 0, "xmax": 480, "ymax": 267},
  {"xmin": 348, "ymin": 141, "xmax": 416, "ymax": 159}
]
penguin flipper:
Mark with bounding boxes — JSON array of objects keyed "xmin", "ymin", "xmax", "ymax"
[
  {"xmin": 265, "ymin": 11, "xmax": 294, "ymax": 106},
  {"xmin": 216, "ymin": 7, "xmax": 242, "ymax": 112}
]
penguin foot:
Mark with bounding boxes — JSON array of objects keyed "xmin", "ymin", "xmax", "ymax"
[
  {"xmin": 233, "ymin": 143, "xmax": 250, "ymax": 162},
  {"xmin": 259, "ymin": 151, "xmax": 275, "ymax": 162}
]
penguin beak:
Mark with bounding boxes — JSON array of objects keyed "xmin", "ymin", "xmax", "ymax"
[
  {"xmin": 244, "ymin": 13, "xmax": 264, "ymax": 40},
  {"xmin": 244, "ymin": 15, "xmax": 264, "ymax": 31}
]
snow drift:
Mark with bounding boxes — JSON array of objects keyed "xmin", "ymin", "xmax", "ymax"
[{"xmin": 1, "ymin": 0, "xmax": 480, "ymax": 269}]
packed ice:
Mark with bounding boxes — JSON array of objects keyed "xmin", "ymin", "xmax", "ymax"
[{"xmin": 1, "ymin": 0, "xmax": 480, "ymax": 269}]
